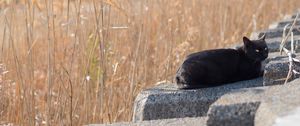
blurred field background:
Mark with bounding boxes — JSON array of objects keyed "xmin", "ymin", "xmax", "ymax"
[{"xmin": 0, "ymin": 0, "xmax": 300, "ymax": 125}]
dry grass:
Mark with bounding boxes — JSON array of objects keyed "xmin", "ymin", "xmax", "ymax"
[{"xmin": 0, "ymin": 0, "xmax": 300, "ymax": 125}]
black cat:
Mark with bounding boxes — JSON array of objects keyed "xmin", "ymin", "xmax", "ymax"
[{"xmin": 175, "ymin": 36, "xmax": 268, "ymax": 89}]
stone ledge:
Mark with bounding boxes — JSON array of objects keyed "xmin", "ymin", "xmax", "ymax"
[
  {"xmin": 265, "ymin": 36, "xmax": 300, "ymax": 52},
  {"xmin": 207, "ymin": 102, "xmax": 260, "ymax": 126},
  {"xmin": 263, "ymin": 56, "xmax": 290, "ymax": 86},
  {"xmin": 263, "ymin": 53, "xmax": 300, "ymax": 86},
  {"xmin": 94, "ymin": 78, "xmax": 300, "ymax": 126},
  {"xmin": 255, "ymin": 79, "xmax": 300, "ymax": 126},
  {"xmin": 203, "ymin": 79, "xmax": 300, "ymax": 126},
  {"xmin": 132, "ymin": 78, "xmax": 263, "ymax": 122}
]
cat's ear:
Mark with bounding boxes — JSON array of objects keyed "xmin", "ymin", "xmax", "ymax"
[
  {"xmin": 259, "ymin": 34, "xmax": 266, "ymax": 41},
  {"xmin": 243, "ymin": 36, "xmax": 252, "ymax": 46}
]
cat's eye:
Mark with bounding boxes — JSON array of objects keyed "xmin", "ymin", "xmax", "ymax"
[
  {"xmin": 264, "ymin": 48, "xmax": 268, "ymax": 51},
  {"xmin": 255, "ymin": 49, "xmax": 260, "ymax": 53}
]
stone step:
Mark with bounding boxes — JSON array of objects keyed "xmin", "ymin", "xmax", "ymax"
[
  {"xmin": 97, "ymin": 78, "xmax": 300, "ymax": 126},
  {"xmin": 264, "ymin": 52, "xmax": 300, "ymax": 86},
  {"xmin": 132, "ymin": 78, "xmax": 263, "ymax": 122},
  {"xmin": 250, "ymin": 26, "xmax": 300, "ymax": 40},
  {"xmin": 264, "ymin": 36, "xmax": 300, "ymax": 52},
  {"xmin": 206, "ymin": 78, "xmax": 300, "ymax": 126},
  {"xmin": 88, "ymin": 117, "xmax": 207, "ymax": 126},
  {"xmin": 207, "ymin": 102, "xmax": 261, "ymax": 126},
  {"xmin": 206, "ymin": 86, "xmax": 267, "ymax": 126}
]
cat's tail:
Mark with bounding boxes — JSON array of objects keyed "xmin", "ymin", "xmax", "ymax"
[
  {"xmin": 175, "ymin": 75, "xmax": 189, "ymax": 89},
  {"xmin": 175, "ymin": 67, "xmax": 188, "ymax": 89}
]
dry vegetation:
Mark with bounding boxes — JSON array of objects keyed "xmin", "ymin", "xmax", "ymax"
[{"xmin": 0, "ymin": 0, "xmax": 300, "ymax": 125}]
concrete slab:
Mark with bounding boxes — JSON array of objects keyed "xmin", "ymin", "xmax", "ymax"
[
  {"xmin": 264, "ymin": 36, "xmax": 300, "ymax": 52},
  {"xmin": 255, "ymin": 79, "xmax": 300, "ymax": 126},
  {"xmin": 203, "ymin": 79, "xmax": 300, "ymax": 126},
  {"xmin": 207, "ymin": 102, "xmax": 260, "ymax": 126},
  {"xmin": 132, "ymin": 78, "xmax": 263, "ymax": 122},
  {"xmin": 263, "ymin": 53, "xmax": 300, "ymax": 86}
]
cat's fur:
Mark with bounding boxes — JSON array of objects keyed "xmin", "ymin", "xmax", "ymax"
[{"xmin": 175, "ymin": 36, "xmax": 268, "ymax": 89}]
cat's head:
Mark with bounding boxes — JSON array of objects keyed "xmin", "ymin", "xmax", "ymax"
[{"xmin": 243, "ymin": 35, "xmax": 268, "ymax": 62}]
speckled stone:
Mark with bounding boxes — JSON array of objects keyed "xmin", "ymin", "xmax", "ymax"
[
  {"xmin": 263, "ymin": 56, "xmax": 290, "ymax": 86},
  {"xmin": 202, "ymin": 79, "xmax": 300, "ymax": 126},
  {"xmin": 263, "ymin": 53, "xmax": 300, "ymax": 86},
  {"xmin": 255, "ymin": 79, "xmax": 300, "ymax": 126},
  {"xmin": 132, "ymin": 78, "xmax": 263, "ymax": 122},
  {"xmin": 207, "ymin": 102, "xmax": 260, "ymax": 126}
]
